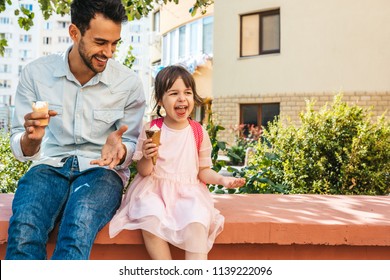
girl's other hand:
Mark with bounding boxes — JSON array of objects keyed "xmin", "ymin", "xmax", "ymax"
[{"xmin": 222, "ymin": 177, "xmax": 246, "ymax": 189}]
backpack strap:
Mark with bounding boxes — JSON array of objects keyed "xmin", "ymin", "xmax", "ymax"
[
  {"xmin": 150, "ymin": 117, "xmax": 164, "ymax": 129},
  {"xmin": 150, "ymin": 117, "xmax": 203, "ymax": 152},
  {"xmin": 188, "ymin": 119, "xmax": 203, "ymax": 152}
]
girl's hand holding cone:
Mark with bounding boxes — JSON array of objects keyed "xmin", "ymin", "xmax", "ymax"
[
  {"xmin": 145, "ymin": 129, "xmax": 161, "ymax": 165},
  {"xmin": 143, "ymin": 134, "xmax": 160, "ymax": 165}
]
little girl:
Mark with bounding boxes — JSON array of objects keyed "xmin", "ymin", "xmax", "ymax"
[{"xmin": 109, "ymin": 65, "xmax": 245, "ymax": 260}]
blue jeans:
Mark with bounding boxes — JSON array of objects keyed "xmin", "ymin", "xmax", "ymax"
[{"xmin": 5, "ymin": 156, "xmax": 123, "ymax": 260}]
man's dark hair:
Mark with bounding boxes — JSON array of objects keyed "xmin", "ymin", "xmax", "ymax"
[{"xmin": 71, "ymin": 0, "xmax": 128, "ymax": 35}]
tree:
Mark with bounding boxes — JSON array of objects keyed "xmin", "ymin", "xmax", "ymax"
[{"xmin": 0, "ymin": 0, "xmax": 214, "ymax": 55}]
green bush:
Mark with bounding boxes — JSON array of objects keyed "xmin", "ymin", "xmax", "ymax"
[
  {"xmin": 235, "ymin": 94, "xmax": 390, "ymax": 195},
  {"xmin": 226, "ymin": 143, "xmax": 246, "ymax": 165},
  {"xmin": 226, "ymin": 124, "xmax": 261, "ymax": 165},
  {"xmin": 205, "ymin": 112, "xmax": 228, "ymax": 173},
  {"xmin": 0, "ymin": 131, "xmax": 31, "ymax": 193}
]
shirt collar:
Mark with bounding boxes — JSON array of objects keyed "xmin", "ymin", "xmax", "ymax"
[
  {"xmin": 52, "ymin": 46, "xmax": 70, "ymax": 78},
  {"xmin": 52, "ymin": 45, "xmax": 111, "ymax": 87}
]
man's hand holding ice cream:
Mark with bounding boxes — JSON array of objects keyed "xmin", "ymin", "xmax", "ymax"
[
  {"xmin": 32, "ymin": 101, "xmax": 50, "ymax": 126},
  {"xmin": 20, "ymin": 101, "xmax": 57, "ymax": 156},
  {"xmin": 24, "ymin": 101, "xmax": 57, "ymax": 138}
]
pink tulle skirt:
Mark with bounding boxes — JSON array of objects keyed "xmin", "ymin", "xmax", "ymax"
[{"xmin": 109, "ymin": 172, "xmax": 224, "ymax": 254}]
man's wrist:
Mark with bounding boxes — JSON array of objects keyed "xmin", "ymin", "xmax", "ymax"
[{"xmin": 21, "ymin": 132, "xmax": 41, "ymax": 156}]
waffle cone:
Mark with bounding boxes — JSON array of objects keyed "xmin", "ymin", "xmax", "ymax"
[
  {"xmin": 145, "ymin": 130, "xmax": 161, "ymax": 165},
  {"xmin": 32, "ymin": 101, "xmax": 49, "ymax": 126}
]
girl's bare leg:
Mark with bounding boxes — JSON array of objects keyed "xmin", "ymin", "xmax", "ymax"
[
  {"xmin": 184, "ymin": 223, "xmax": 208, "ymax": 260},
  {"xmin": 185, "ymin": 251, "xmax": 207, "ymax": 260},
  {"xmin": 142, "ymin": 230, "xmax": 172, "ymax": 260}
]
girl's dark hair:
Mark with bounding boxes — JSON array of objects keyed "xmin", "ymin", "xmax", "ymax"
[
  {"xmin": 71, "ymin": 0, "xmax": 127, "ymax": 35},
  {"xmin": 153, "ymin": 65, "xmax": 204, "ymax": 117}
]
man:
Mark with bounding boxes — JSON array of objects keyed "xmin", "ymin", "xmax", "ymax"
[{"xmin": 6, "ymin": 0, "xmax": 145, "ymax": 260}]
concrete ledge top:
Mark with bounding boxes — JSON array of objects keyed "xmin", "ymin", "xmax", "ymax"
[
  {"xmin": 1, "ymin": 193, "xmax": 390, "ymax": 246},
  {"xmin": 213, "ymin": 194, "xmax": 390, "ymax": 246}
]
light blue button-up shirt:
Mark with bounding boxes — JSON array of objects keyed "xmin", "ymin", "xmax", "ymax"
[{"xmin": 10, "ymin": 47, "xmax": 146, "ymax": 185}]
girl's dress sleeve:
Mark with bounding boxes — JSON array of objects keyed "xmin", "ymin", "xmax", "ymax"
[
  {"xmin": 198, "ymin": 127, "xmax": 213, "ymax": 168},
  {"xmin": 132, "ymin": 122, "xmax": 149, "ymax": 161}
]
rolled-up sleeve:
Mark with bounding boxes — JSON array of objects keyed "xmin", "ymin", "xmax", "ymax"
[{"xmin": 10, "ymin": 63, "xmax": 41, "ymax": 162}]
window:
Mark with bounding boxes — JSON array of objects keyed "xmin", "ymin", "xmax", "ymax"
[
  {"xmin": 58, "ymin": 21, "xmax": 68, "ymax": 29},
  {"xmin": 169, "ymin": 30, "xmax": 177, "ymax": 64},
  {"xmin": 131, "ymin": 24, "xmax": 141, "ymax": 33},
  {"xmin": 58, "ymin": 36, "xmax": 71, "ymax": 44},
  {"xmin": 161, "ymin": 16, "xmax": 214, "ymax": 65},
  {"xmin": 4, "ymin": 48, "xmax": 12, "ymax": 58},
  {"xmin": 189, "ymin": 22, "xmax": 198, "ymax": 56},
  {"xmin": 153, "ymin": 11, "xmax": 160, "ymax": 32},
  {"xmin": 0, "ymin": 17, "xmax": 10, "ymax": 24},
  {"xmin": 131, "ymin": 35, "xmax": 140, "ymax": 43},
  {"xmin": 240, "ymin": 103, "xmax": 280, "ymax": 136},
  {"xmin": 20, "ymin": 4, "xmax": 33, "ymax": 11},
  {"xmin": 202, "ymin": 16, "xmax": 213, "ymax": 55},
  {"xmin": 19, "ymin": 49, "xmax": 32, "ymax": 60},
  {"xmin": 0, "ymin": 64, "xmax": 11, "ymax": 73},
  {"xmin": 240, "ymin": 9, "xmax": 280, "ymax": 57},
  {"xmin": 44, "ymin": 22, "xmax": 52, "ymax": 30},
  {"xmin": 179, "ymin": 26, "xmax": 186, "ymax": 59},
  {"xmin": 20, "ymin": 34, "xmax": 32, "ymax": 43},
  {"xmin": 0, "ymin": 33, "xmax": 12, "ymax": 40},
  {"xmin": 0, "ymin": 80, "xmax": 11, "ymax": 88},
  {"xmin": 43, "ymin": 37, "xmax": 52, "ymax": 45},
  {"xmin": 162, "ymin": 35, "xmax": 168, "ymax": 65}
]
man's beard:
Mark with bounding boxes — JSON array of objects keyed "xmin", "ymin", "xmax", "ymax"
[{"xmin": 78, "ymin": 39, "xmax": 106, "ymax": 74}]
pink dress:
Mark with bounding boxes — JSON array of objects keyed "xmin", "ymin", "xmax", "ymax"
[{"xmin": 109, "ymin": 122, "xmax": 224, "ymax": 254}]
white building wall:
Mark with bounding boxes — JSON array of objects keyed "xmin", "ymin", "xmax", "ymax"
[
  {"xmin": 0, "ymin": 1, "xmax": 151, "ymax": 107},
  {"xmin": 213, "ymin": 0, "xmax": 390, "ymax": 97},
  {"xmin": 1, "ymin": 1, "xmax": 152, "ymax": 128},
  {"xmin": 118, "ymin": 18, "xmax": 152, "ymax": 121},
  {"xmin": 0, "ymin": 0, "xmax": 70, "ymax": 106}
]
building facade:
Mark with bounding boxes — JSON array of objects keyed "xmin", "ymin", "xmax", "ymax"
[
  {"xmin": 0, "ymin": 1, "xmax": 71, "ymax": 131},
  {"xmin": 118, "ymin": 18, "xmax": 152, "ymax": 121},
  {"xmin": 0, "ymin": 0, "xmax": 151, "ymax": 128},
  {"xmin": 213, "ymin": 0, "xmax": 390, "ymax": 145},
  {"xmin": 0, "ymin": 1, "xmax": 71, "ymax": 106}
]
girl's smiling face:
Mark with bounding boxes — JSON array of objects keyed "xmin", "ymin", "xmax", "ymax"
[{"xmin": 160, "ymin": 77, "xmax": 194, "ymax": 129}]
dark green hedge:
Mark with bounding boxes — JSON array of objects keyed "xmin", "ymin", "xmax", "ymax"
[{"xmin": 234, "ymin": 94, "xmax": 390, "ymax": 195}]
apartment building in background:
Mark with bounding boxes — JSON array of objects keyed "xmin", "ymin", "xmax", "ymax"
[
  {"xmin": 0, "ymin": 1, "xmax": 71, "ymax": 104},
  {"xmin": 0, "ymin": 1, "xmax": 71, "ymax": 130},
  {"xmin": 213, "ymin": 0, "xmax": 390, "ymax": 145},
  {"xmin": 119, "ymin": 17, "xmax": 152, "ymax": 121},
  {"xmin": 0, "ymin": 0, "xmax": 151, "ymax": 129}
]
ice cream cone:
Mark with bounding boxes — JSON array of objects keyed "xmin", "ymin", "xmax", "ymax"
[
  {"xmin": 32, "ymin": 101, "xmax": 49, "ymax": 126},
  {"xmin": 145, "ymin": 129, "xmax": 161, "ymax": 165}
]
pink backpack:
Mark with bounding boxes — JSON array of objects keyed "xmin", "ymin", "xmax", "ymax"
[{"xmin": 150, "ymin": 117, "xmax": 203, "ymax": 152}]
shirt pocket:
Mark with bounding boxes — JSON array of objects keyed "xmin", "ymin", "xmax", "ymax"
[
  {"xmin": 91, "ymin": 109, "xmax": 124, "ymax": 138},
  {"xmin": 47, "ymin": 104, "xmax": 63, "ymax": 136}
]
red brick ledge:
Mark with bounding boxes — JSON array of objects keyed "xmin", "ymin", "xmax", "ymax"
[{"xmin": 1, "ymin": 193, "xmax": 390, "ymax": 259}]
